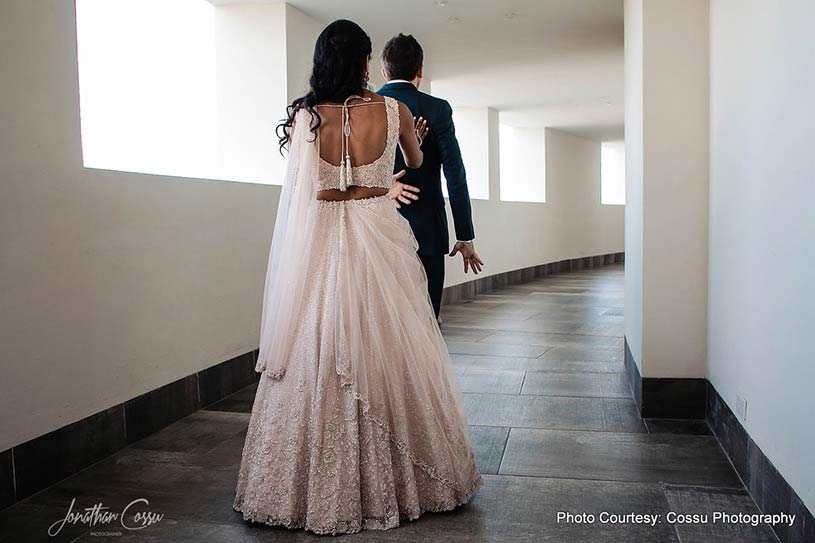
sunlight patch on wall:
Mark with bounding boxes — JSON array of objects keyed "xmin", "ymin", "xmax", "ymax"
[
  {"xmin": 499, "ymin": 125, "xmax": 546, "ymax": 203},
  {"xmin": 76, "ymin": 0, "xmax": 217, "ymax": 180},
  {"xmin": 75, "ymin": 0, "xmax": 290, "ymax": 185},
  {"xmin": 442, "ymin": 108, "xmax": 490, "ymax": 200},
  {"xmin": 601, "ymin": 141, "xmax": 625, "ymax": 205}
]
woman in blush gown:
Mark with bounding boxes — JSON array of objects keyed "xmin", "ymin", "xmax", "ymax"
[{"xmin": 233, "ymin": 19, "xmax": 481, "ymax": 535}]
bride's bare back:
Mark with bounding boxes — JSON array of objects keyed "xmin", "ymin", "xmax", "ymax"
[
  {"xmin": 315, "ymin": 91, "xmax": 422, "ymax": 201},
  {"xmin": 318, "ymin": 97, "xmax": 388, "ymax": 167}
]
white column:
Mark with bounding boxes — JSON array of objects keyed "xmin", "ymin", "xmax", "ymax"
[
  {"xmin": 624, "ymin": 0, "xmax": 709, "ymax": 378},
  {"xmin": 213, "ymin": 3, "xmax": 322, "ymax": 185},
  {"xmin": 487, "ymin": 108, "xmax": 499, "ymax": 202},
  {"xmin": 214, "ymin": 4, "xmax": 287, "ymax": 184}
]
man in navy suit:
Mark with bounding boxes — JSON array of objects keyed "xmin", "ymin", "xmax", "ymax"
[{"xmin": 379, "ymin": 33, "xmax": 484, "ymax": 319}]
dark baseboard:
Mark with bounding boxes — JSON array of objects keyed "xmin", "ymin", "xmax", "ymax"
[
  {"xmin": 623, "ymin": 337, "xmax": 813, "ymax": 542},
  {"xmin": 707, "ymin": 383, "xmax": 814, "ymax": 543},
  {"xmin": 623, "ymin": 337, "xmax": 706, "ymax": 419},
  {"xmin": 641, "ymin": 378, "xmax": 707, "ymax": 419},
  {"xmin": 0, "ymin": 350, "xmax": 260, "ymax": 510},
  {"xmin": 441, "ymin": 251, "xmax": 624, "ymax": 306}
]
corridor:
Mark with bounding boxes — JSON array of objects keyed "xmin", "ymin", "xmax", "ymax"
[{"xmin": 0, "ymin": 265, "xmax": 779, "ymax": 542}]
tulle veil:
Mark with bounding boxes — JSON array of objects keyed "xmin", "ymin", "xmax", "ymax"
[{"xmin": 255, "ymin": 109, "xmax": 319, "ymax": 380}]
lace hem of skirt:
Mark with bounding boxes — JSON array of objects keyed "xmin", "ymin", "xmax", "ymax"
[
  {"xmin": 233, "ymin": 475, "xmax": 482, "ymax": 536},
  {"xmin": 257, "ymin": 346, "xmax": 478, "ymax": 496},
  {"xmin": 348, "ymin": 386, "xmax": 471, "ymax": 493}
]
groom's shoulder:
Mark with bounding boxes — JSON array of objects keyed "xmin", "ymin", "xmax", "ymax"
[{"xmin": 418, "ymin": 90, "xmax": 452, "ymax": 117}]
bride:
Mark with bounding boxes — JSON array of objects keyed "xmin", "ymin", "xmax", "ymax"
[{"xmin": 233, "ymin": 19, "xmax": 482, "ymax": 535}]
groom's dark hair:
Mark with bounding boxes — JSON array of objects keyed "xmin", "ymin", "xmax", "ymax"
[{"xmin": 382, "ymin": 33, "xmax": 424, "ymax": 81}]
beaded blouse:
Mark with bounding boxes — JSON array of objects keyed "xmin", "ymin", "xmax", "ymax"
[{"xmin": 315, "ymin": 96, "xmax": 399, "ymax": 192}]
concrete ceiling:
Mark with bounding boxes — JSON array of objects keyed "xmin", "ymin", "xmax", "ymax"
[{"xmin": 214, "ymin": 0, "xmax": 624, "ymax": 141}]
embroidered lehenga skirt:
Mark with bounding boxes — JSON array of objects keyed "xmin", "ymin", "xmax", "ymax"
[{"xmin": 234, "ymin": 195, "xmax": 482, "ymax": 535}]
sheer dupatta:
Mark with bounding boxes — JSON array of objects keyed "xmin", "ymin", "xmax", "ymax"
[{"xmin": 256, "ymin": 109, "xmax": 319, "ymax": 379}]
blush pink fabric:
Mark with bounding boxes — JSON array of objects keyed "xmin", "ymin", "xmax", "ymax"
[{"xmin": 234, "ymin": 98, "xmax": 482, "ymax": 535}]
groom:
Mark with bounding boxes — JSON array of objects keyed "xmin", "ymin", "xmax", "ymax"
[{"xmin": 379, "ymin": 33, "xmax": 484, "ymax": 318}]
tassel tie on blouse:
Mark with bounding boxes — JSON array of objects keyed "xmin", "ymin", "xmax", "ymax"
[{"xmin": 339, "ymin": 95, "xmax": 372, "ymax": 191}]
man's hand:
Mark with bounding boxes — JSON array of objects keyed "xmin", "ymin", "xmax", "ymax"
[
  {"xmin": 387, "ymin": 170, "xmax": 420, "ymax": 209},
  {"xmin": 449, "ymin": 241, "xmax": 484, "ymax": 274}
]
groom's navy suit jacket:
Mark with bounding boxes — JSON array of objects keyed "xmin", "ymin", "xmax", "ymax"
[{"xmin": 378, "ymin": 82, "xmax": 474, "ymax": 256}]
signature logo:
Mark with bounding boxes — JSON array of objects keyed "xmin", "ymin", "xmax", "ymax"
[{"xmin": 48, "ymin": 498, "xmax": 164, "ymax": 537}]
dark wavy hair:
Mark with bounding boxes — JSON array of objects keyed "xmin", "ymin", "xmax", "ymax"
[{"xmin": 276, "ymin": 19, "xmax": 372, "ymax": 153}]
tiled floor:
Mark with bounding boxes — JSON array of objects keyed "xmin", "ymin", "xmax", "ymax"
[{"xmin": 0, "ymin": 264, "xmax": 780, "ymax": 542}]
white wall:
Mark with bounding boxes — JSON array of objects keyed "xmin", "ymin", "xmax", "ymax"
[
  {"xmin": 444, "ymin": 126, "xmax": 625, "ymax": 286},
  {"xmin": 75, "ymin": 0, "xmax": 217, "ymax": 180},
  {"xmin": 0, "ymin": 1, "xmax": 622, "ymax": 452},
  {"xmin": 214, "ymin": 4, "xmax": 287, "ymax": 184},
  {"xmin": 624, "ymin": 0, "xmax": 709, "ymax": 378},
  {"xmin": 601, "ymin": 142, "xmax": 625, "ymax": 206},
  {"xmin": 444, "ymin": 107, "xmax": 490, "ymax": 200},
  {"xmin": 708, "ymin": 0, "xmax": 815, "ymax": 513},
  {"xmin": 641, "ymin": 0, "xmax": 709, "ymax": 378},
  {"xmin": 499, "ymin": 125, "xmax": 547, "ymax": 203},
  {"xmin": 284, "ymin": 4, "xmax": 324, "ymax": 101},
  {"xmin": 624, "ymin": 0, "xmax": 644, "ymax": 369},
  {"xmin": 0, "ymin": 0, "xmax": 281, "ymax": 452}
]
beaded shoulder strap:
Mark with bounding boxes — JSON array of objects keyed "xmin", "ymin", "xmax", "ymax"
[{"xmin": 384, "ymin": 96, "xmax": 399, "ymax": 148}]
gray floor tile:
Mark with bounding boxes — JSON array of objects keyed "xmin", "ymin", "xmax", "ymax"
[
  {"xmin": 451, "ymin": 354, "xmax": 563, "ymax": 372},
  {"xmin": 131, "ymin": 411, "xmax": 249, "ymax": 453},
  {"xmin": 82, "ymin": 475, "xmax": 677, "ymax": 543},
  {"xmin": 500, "ymin": 320, "xmax": 585, "ymax": 334},
  {"xmin": 574, "ymin": 322, "xmax": 625, "ymax": 337},
  {"xmin": 541, "ymin": 345, "xmax": 624, "ymax": 362},
  {"xmin": 441, "ymin": 326, "xmax": 495, "ymax": 342},
  {"xmin": 26, "ymin": 466, "xmax": 244, "ymax": 527},
  {"xmin": 440, "ymin": 315, "xmax": 582, "ymax": 335},
  {"xmin": 440, "ymin": 313, "xmax": 540, "ymax": 326},
  {"xmin": 445, "ymin": 341, "xmax": 551, "ymax": 358},
  {"xmin": 205, "ymin": 383, "xmax": 257, "ymax": 413},
  {"xmin": 0, "ymin": 503, "xmax": 90, "ymax": 543},
  {"xmin": 443, "ymin": 304, "xmax": 542, "ymax": 320},
  {"xmin": 500, "ymin": 428, "xmax": 742, "ymax": 487},
  {"xmin": 534, "ymin": 359, "xmax": 626, "ymax": 373},
  {"xmin": 480, "ymin": 331, "xmax": 623, "ymax": 350},
  {"xmin": 450, "ymin": 354, "xmax": 626, "ymax": 374},
  {"xmin": 521, "ymin": 371, "xmax": 631, "ymax": 398},
  {"xmin": 75, "ymin": 516, "xmax": 305, "ymax": 543},
  {"xmin": 349, "ymin": 474, "xmax": 679, "ymax": 543},
  {"xmin": 463, "ymin": 393, "xmax": 646, "ymax": 433},
  {"xmin": 662, "ymin": 485, "xmax": 779, "ymax": 543},
  {"xmin": 468, "ymin": 426, "xmax": 509, "ymax": 475},
  {"xmin": 455, "ymin": 368, "xmax": 525, "ymax": 394}
]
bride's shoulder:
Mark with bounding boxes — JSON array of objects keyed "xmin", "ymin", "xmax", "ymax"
[{"xmin": 362, "ymin": 90, "xmax": 387, "ymax": 104}]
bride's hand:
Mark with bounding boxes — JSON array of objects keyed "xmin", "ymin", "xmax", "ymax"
[
  {"xmin": 414, "ymin": 116, "xmax": 428, "ymax": 146},
  {"xmin": 388, "ymin": 170, "xmax": 420, "ymax": 209}
]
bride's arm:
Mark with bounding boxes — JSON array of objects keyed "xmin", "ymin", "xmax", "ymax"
[{"xmin": 397, "ymin": 102, "xmax": 424, "ymax": 168}]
